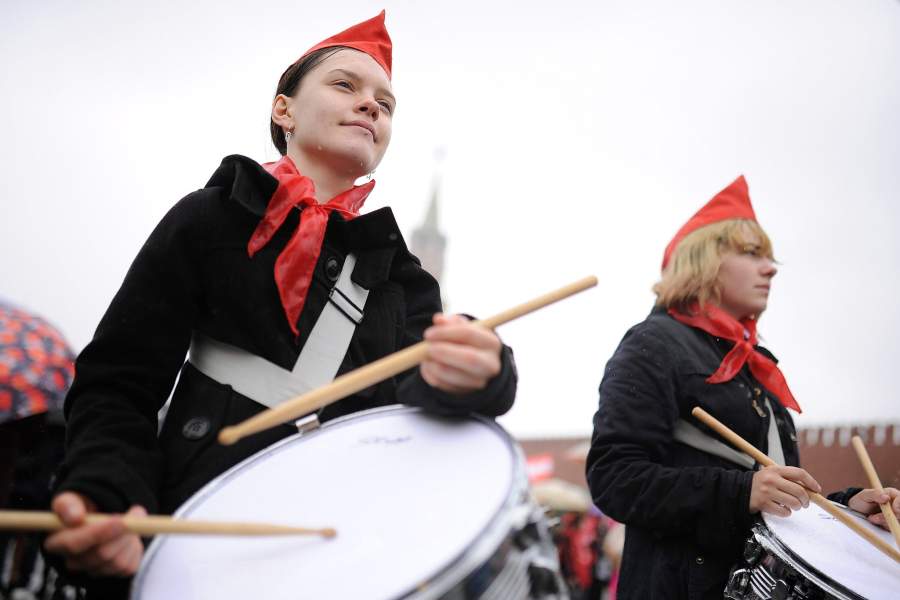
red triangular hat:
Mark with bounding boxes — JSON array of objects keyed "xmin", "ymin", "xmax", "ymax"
[
  {"xmin": 301, "ymin": 10, "xmax": 392, "ymax": 79},
  {"xmin": 662, "ymin": 175, "xmax": 757, "ymax": 269}
]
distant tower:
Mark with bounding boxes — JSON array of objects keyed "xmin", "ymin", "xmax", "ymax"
[{"xmin": 410, "ymin": 149, "xmax": 448, "ymax": 306}]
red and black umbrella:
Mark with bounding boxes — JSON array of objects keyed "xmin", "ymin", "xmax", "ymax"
[{"xmin": 0, "ymin": 302, "xmax": 74, "ymax": 425}]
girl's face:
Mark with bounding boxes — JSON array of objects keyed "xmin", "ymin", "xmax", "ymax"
[
  {"xmin": 285, "ymin": 49, "xmax": 395, "ymax": 180},
  {"xmin": 716, "ymin": 230, "xmax": 778, "ymax": 320}
]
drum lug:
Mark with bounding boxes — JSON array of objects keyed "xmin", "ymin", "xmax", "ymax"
[
  {"xmin": 724, "ymin": 568, "xmax": 751, "ymax": 600},
  {"xmin": 742, "ymin": 537, "xmax": 764, "ymax": 566},
  {"xmin": 514, "ymin": 525, "xmax": 533, "ymax": 550},
  {"xmin": 771, "ymin": 579, "xmax": 789, "ymax": 600},
  {"xmin": 527, "ymin": 563, "xmax": 563, "ymax": 596}
]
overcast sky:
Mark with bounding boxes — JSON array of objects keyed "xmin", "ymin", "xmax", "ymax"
[{"xmin": 2, "ymin": 0, "xmax": 898, "ymax": 438}]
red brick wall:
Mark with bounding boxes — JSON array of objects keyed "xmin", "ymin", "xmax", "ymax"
[{"xmin": 797, "ymin": 424, "xmax": 900, "ymax": 493}]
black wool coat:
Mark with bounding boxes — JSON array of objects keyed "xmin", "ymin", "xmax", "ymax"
[
  {"xmin": 585, "ymin": 307, "xmax": 857, "ymax": 600},
  {"xmin": 55, "ymin": 153, "xmax": 516, "ymax": 520}
]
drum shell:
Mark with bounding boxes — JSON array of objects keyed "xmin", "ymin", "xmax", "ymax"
[
  {"xmin": 134, "ymin": 406, "xmax": 567, "ymax": 599},
  {"xmin": 725, "ymin": 502, "xmax": 899, "ymax": 600}
]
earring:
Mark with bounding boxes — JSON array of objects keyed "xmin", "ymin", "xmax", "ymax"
[
  {"xmin": 285, "ymin": 128, "xmax": 294, "ymax": 145},
  {"xmin": 367, "ymin": 170, "xmax": 375, "ymax": 181}
]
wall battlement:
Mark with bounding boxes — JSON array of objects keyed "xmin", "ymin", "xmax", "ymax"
[{"xmin": 797, "ymin": 423, "xmax": 900, "ymax": 492}]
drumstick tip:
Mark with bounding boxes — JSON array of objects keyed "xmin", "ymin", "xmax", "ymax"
[
  {"xmin": 218, "ymin": 427, "xmax": 239, "ymax": 446},
  {"xmin": 321, "ymin": 527, "xmax": 337, "ymax": 539}
]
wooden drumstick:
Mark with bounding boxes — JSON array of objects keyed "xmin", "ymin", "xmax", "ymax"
[
  {"xmin": 219, "ymin": 275, "xmax": 599, "ymax": 446},
  {"xmin": 0, "ymin": 510, "xmax": 336, "ymax": 538},
  {"xmin": 851, "ymin": 435, "xmax": 900, "ymax": 550},
  {"xmin": 691, "ymin": 407, "xmax": 900, "ymax": 564}
]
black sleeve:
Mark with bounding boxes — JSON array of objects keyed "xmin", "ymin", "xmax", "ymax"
[
  {"xmin": 53, "ymin": 193, "xmax": 209, "ymax": 514},
  {"xmin": 392, "ymin": 256, "xmax": 516, "ymax": 418},
  {"xmin": 827, "ymin": 487, "xmax": 864, "ymax": 506},
  {"xmin": 585, "ymin": 321, "xmax": 754, "ymax": 549}
]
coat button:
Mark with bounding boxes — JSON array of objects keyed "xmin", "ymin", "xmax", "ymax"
[
  {"xmin": 325, "ymin": 257, "xmax": 341, "ymax": 282},
  {"xmin": 388, "ymin": 232, "xmax": 398, "ymax": 242},
  {"xmin": 182, "ymin": 417, "xmax": 211, "ymax": 440},
  {"xmin": 695, "ymin": 556, "xmax": 704, "ymax": 565}
]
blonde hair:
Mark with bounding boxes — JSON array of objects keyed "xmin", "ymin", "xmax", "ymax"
[{"xmin": 653, "ymin": 219, "xmax": 774, "ymax": 311}]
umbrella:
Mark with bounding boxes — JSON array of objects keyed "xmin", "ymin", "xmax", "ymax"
[
  {"xmin": 0, "ymin": 302, "xmax": 74, "ymax": 425},
  {"xmin": 531, "ymin": 477, "xmax": 594, "ymax": 513}
]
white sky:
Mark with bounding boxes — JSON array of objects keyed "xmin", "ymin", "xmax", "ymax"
[{"xmin": 2, "ymin": 0, "xmax": 898, "ymax": 438}]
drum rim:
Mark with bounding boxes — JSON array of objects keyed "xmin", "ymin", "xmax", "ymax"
[
  {"xmin": 756, "ymin": 503, "xmax": 865, "ymax": 600},
  {"xmin": 132, "ymin": 404, "xmax": 528, "ymax": 600}
]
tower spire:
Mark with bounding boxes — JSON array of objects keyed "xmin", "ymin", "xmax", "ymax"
[{"xmin": 410, "ymin": 148, "xmax": 448, "ymax": 302}]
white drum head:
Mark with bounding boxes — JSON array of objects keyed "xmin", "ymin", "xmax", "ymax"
[
  {"xmin": 133, "ymin": 407, "xmax": 518, "ymax": 600},
  {"xmin": 763, "ymin": 501, "xmax": 900, "ymax": 600}
]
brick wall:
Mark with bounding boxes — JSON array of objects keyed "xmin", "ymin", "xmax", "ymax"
[{"xmin": 797, "ymin": 424, "xmax": 900, "ymax": 493}]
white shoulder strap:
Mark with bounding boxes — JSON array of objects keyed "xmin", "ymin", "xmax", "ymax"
[
  {"xmin": 188, "ymin": 254, "xmax": 369, "ymax": 409},
  {"xmin": 765, "ymin": 399, "xmax": 786, "ymax": 467},
  {"xmin": 672, "ymin": 418, "xmax": 756, "ymax": 469}
]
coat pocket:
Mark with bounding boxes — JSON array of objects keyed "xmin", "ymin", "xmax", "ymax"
[
  {"xmin": 688, "ymin": 551, "xmax": 734, "ymax": 600},
  {"xmin": 157, "ymin": 363, "xmax": 297, "ymax": 513},
  {"xmin": 157, "ymin": 363, "xmax": 231, "ymax": 511}
]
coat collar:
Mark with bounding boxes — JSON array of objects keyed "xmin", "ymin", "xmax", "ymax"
[
  {"xmin": 205, "ymin": 154, "xmax": 277, "ymax": 217},
  {"xmin": 205, "ymin": 154, "xmax": 408, "ymax": 288}
]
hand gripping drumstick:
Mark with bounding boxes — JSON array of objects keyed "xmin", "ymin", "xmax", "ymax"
[
  {"xmin": 219, "ymin": 276, "xmax": 599, "ymax": 446},
  {"xmin": 851, "ymin": 435, "xmax": 900, "ymax": 550},
  {"xmin": 691, "ymin": 407, "xmax": 900, "ymax": 564},
  {"xmin": 0, "ymin": 510, "xmax": 336, "ymax": 538}
]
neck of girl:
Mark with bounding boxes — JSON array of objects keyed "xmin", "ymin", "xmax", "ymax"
[{"xmin": 288, "ymin": 149, "xmax": 360, "ymax": 203}]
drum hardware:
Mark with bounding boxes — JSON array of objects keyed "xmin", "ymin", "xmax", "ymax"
[
  {"xmin": 724, "ymin": 507, "xmax": 900, "ymax": 600},
  {"xmin": 133, "ymin": 406, "xmax": 568, "ymax": 599},
  {"xmin": 293, "ymin": 412, "xmax": 320, "ymax": 434},
  {"xmin": 743, "ymin": 537, "xmax": 764, "ymax": 566}
]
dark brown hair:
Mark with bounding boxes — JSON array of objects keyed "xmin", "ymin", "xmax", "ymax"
[{"xmin": 270, "ymin": 46, "xmax": 346, "ymax": 155}]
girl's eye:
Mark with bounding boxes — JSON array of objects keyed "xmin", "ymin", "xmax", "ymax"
[
  {"xmin": 334, "ymin": 80, "xmax": 353, "ymax": 90},
  {"xmin": 378, "ymin": 101, "xmax": 393, "ymax": 114}
]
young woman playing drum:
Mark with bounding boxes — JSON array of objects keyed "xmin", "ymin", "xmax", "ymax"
[
  {"xmin": 44, "ymin": 12, "xmax": 516, "ymax": 596},
  {"xmin": 585, "ymin": 176, "xmax": 900, "ymax": 599}
]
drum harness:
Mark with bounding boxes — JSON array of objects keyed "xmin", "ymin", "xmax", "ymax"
[
  {"xmin": 187, "ymin": 253, "xmax": 368, "ymax": 432},
  {"xmin": 673, "ymin": 399, "xmax": 786, "ymax": 469}
]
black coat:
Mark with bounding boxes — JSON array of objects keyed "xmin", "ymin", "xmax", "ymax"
[
  {"xmin": 585, "ymin": 308, "xmax": 857, "ymax": 600},
  {"xmin": 53, "ymin": 154, "xmax": 516, "ymax": 545}
]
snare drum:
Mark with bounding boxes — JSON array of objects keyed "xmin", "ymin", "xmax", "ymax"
[
  {"xmin": 725, "ymin": 500, "xmax": 900, "ymax": 600},
  {"xmin": 132, "ymin": 406, "xmax": 566, "ymax": 599}
]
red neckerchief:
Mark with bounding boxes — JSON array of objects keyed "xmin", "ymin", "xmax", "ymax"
[
  {"xmin": 668, "ymin": 303, "xmax": 801, "ymax": 413},
  {"xmin": 247, "ymin": 155, "xmax": 374, "ymax": 336}
]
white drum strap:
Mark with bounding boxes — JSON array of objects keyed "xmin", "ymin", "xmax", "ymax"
[
  {"xmin": 765, "ymin": 399, "xmax": 786, "ymax": 467},
  {"xmin": 188, "ymin": 254, "xmax": 369, "ymax": 409},
  {"xmin": 674, "ymin": 400, "xmax": 787, "ymax": 469},
  {"xmin": 673, "ymin": 419, "xmax": 756, "ymax": 469}
]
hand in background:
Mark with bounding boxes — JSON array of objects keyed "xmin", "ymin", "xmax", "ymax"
[{"xmin": 848, "ymin": 487, "xmax": 900, "ymax": 530}]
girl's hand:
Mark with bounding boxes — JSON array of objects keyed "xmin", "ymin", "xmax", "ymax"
[
  {"xmin": 847, "ymin": 487, "xmax": 900, "ymax": 530},
  {"xmin": 44, "ymin": 492, "xmax": 145, "ymax": 577},
  {"xmin": 421, "ymin": 313, "xmax": 502, "ymax": 394},
  {"xmin": 749, "ymin": 465, "xmax": 822, "ymax": 517}
]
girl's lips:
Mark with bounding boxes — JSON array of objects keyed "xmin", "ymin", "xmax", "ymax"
[{"xmin": 344, "ymin": 121, "xmax": 376, "ymax": 141}]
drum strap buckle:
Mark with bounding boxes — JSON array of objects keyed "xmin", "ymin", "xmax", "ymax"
[{"xmin": 294, "ymin": 413, "xmax": 321, "ymax": 434}]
